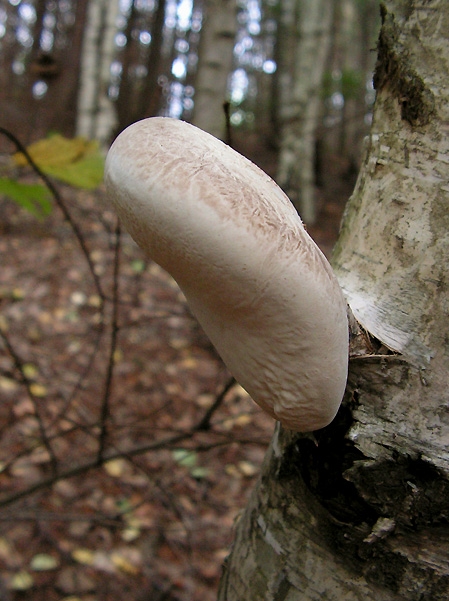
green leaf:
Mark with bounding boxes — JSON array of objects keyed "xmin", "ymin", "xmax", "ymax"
[
  {"xmin": 190, "ymin": 466, "xmax": 210, "ymax": 479},
  {"xmin": 0, "ymin": 177, "xmax": 52, "ymax": 218},
  {"xmin": 130, "ymin": 259, "xmax": 146, "ymax": 273},
  {"xmin": 172, "ymin": 449, "xmax": 198, "ymax": 468},
  {"xmin": 44, "ymin": 153, "xmax": 104, "ymax": 190}
]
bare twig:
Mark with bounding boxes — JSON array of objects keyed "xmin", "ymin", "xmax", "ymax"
[
  {"xmin": 97, "ymin": 222, "xmax": 121, "ymax": 464},
  {"xmin": 0, "ymin": 429, "xmax": 194, "ymax": 507},
  {"xmin": 223, "ymin": 101, "xmax": 233, "ymax": 147},
  {"xmin": 196, "ymin": 376, "xmax": 236, "ymax": 431}
]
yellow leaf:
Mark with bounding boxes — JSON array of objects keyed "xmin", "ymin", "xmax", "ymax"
[
  {"xmin": 13, "ymin": 135, "xmax": 105, "ymax": 190},
  {"xmin": 233, "ymin": 414, "xmax": 252, "ymax": 427},
  {"xmin": 238, "ymin": 461, "xmax": 258, "ymax": 477},
  {"xmin": 13, "ymin": 134, "xmax": 89, "ymax": 168},
  {"xmin": 181, "ymin": 356, "xmax": 198, "ymax": 369},
  {"xmin": 0, "ymin": 376, "xmax": 19, "ymax": 392},
  {"xmin": 29, "ymin": 383, "xmax": 47, "ymax": 397},
  {"xmin": 88, "ymin": 294, "xmax": 102, "ymax": 307},
  {"xmin": 121, "ymin": 526, "xmax": 141, "ymax": 542},
  {"xmin": 72, "ymin": 548, "xmax": 95, "ymax": 565},
  {"xmin": 113, "ymin": 348, "xmax": 123, "ymax": 363},
  {"xmin": 225, "ymin": 464, "xmax": 240, "ymax": 478},
  {"xmin": 12, "ymin": 288, "xmax": 25, "ymax": 300},
  {"xmin": 10, "ymin": 571, "xmax": 34, "ymax": 590},
  {"xmin": 110, "ymin": 551, "xmax": 140, "ymax": 575},
  {"xmin": 104, "ymin": 458, "xmax": 127, "ymax": 477}
]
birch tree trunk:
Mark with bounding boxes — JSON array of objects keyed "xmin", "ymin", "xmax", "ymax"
[
  {"xmin": 191, "ymin": 0, "xmax": 237, "ymax": 140},
  {"xmin": 218, "ymin": 2, "xmax": 449, "ymax": 599},
  {"xmin": 76, "ymin": 0, "xmax": 120, "ymax": 145},
  {"xmin": 275, "ymin": 0, "xmax": 334, "ymax": 224}
]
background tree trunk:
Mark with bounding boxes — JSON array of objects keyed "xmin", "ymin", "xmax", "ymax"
[
  {"xmin": 0, "ymin": 0, "xmax": 89, "ymax": 148},
  {"xmin": 191, "ymin": 0, "xmax": 237, "ymax": 139},
  {"xmin": 218, "ymin": 1, "xmax": 449, "ymax": 599},
  {"xmin": 275, "ymin": 0, "xmax": 334, "ymax": 224},
  {"xmin": 76, "ymin": 0, "xmax": 120, "ymax": 145},
  {"xmin": 337, "ymin": 0, "xmax": 378, "ymax": 169}
]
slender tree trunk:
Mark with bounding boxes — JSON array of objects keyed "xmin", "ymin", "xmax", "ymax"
[
  {"xmin": 218, "ymin": 2, "xmax": 449, "ymax": 599},
  {"xmin": 76, "ymin": 0, "xmax": 120, "ymax": 145},
  {"xmin": 135, "ymin": 0, "xmax": 166, "ymax": 121},
  {"xmin": 271, "ymin": 0, "xmax": 296, "ymax": 136},
  {"xmin": 336, "ymin": 0, "xmax": 378, "ymax": 169},
  {"xmin": 191, "ymin": 0, "xmax": 237, "ymax": 140},
  {"xmin": 275, "ymin": 0, "xmax": 335, "ymax": 224},
  {"xmin": 113, "ymin": 0, "xmax": 166, "ymax": 133}
]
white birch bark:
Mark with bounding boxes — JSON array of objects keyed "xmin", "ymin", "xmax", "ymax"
[
  {"xmin": 218, "ymin": 2, "xmax": 449, "ymax": 599},
  {"xmin": 76, "ymin": 0, "xmax": 120, "ymax": 145},
  {"xmin": 275, "ymin": 0, "xmax": 334, "ymax": 224},
  {"xmin": 191, "ymin": 0, "xmax": 237, "ymax": 140}
]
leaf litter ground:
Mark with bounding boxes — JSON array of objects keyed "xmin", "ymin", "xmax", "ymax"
[{"xmin": 0, "ymin": 160, "xmax": 350, "ymax": 600}]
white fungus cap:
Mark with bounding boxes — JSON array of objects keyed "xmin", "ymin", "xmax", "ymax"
[{"xmin": 105, "ymin": 117, "xmax": 349, "ymax": 431}]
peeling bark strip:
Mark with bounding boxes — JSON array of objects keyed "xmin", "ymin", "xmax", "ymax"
[{"xmin": 373, "ymin": 3, "xmax": 435, "ymax": 126}]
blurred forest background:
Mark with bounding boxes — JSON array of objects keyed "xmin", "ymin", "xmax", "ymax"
[{"xmin": 0, "ymin": 1, "xmax": 380, "ymax": 600}]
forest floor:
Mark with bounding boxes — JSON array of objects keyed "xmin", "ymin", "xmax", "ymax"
[{"xmin": 0, "ymin": 136, "xmax": 356, "ymax": 601}]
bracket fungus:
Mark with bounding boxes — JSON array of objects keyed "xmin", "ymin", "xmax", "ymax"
[{"xmin": 105, "ymin": 117, "xmax": 349, "ymax": 432}]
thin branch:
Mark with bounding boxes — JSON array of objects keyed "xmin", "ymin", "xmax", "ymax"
[
  {"xmin": 97, "ymin": 222, "xmax": 121, "ymax": 464},
  {"xmin": 223, "ymin": 101, "xmax": 233, "ymax": 147},
  {"xmin": 122, "ymin": 454, "xmax": 195, "ymax": 557},
  {"xmin": 0, "ymin": 371, "xmax": 265, "ymax": 509},
  {"xmin": 196, "ymin": 376, "xmax": 236, "ymax": 431},
  {"xmin": 0, "ymin": 430, "xmax": 194, "ymax": 508},
  {"xmin": 50, "ymin": 323, "xmax": 105, "ymax": 427}
]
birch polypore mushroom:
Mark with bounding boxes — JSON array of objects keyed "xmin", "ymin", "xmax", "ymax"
[{"xmin": 105, "ymin": 117, "xmax": 348, "ymax": 431}]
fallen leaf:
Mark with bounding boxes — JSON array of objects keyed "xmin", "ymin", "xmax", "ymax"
[
  {"xmin": 190, "ymin": 466, "xmax": 210, "ymax": 479},
  {"xmin": 104, "ymin": 458, "xmax": 127, "ymax": 477},
  {"xmin": 0, "ymin": 376, "xmax": 19, "ymax": 392},
  {"xmin": 111, "ymin": 554, "xmax": 139, "ymax": 575},
  {"xmin": 233, "ymin": 414, "xmax": 252, "ymax": 427},
  {"xmin": 30, "ymin": 553, "xmax": 59, "ymax": 571},
  {"xmin": 9, "ymin": 570, "xmax": 34, "ymax": 590},
  {"xmin": 72, "ymin": 548, "xmax": 95, "ymax": 566},
  {"xmin": 238, "ymin": 461, "xmax": 258, "ymax": 477},
  {"xmin": 172, "ymin": 449, "xmax": 197, "ymax": 468},
  {"xmin": 29, "ymin": 382, "xmax": 47, "ymax": 397},
  {"xmin": 22, "ymin": 363, "xmax": 38, "ymax": 379}
]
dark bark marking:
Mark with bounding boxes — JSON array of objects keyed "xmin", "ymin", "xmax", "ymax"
[
  {"xmin": 275, "ymin": 380, "xmax": 449, "ymax": 598},
  {"xmin": 374, "ymin": 3, "xmax": 435, "ymax": 127},
  {"xmin": 346, "ymin": 454, "xmax": 449, "ymax": 529},
  {"xmin": 279, "ymin": 403, "xmax": 377, "ymax": 526}
]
